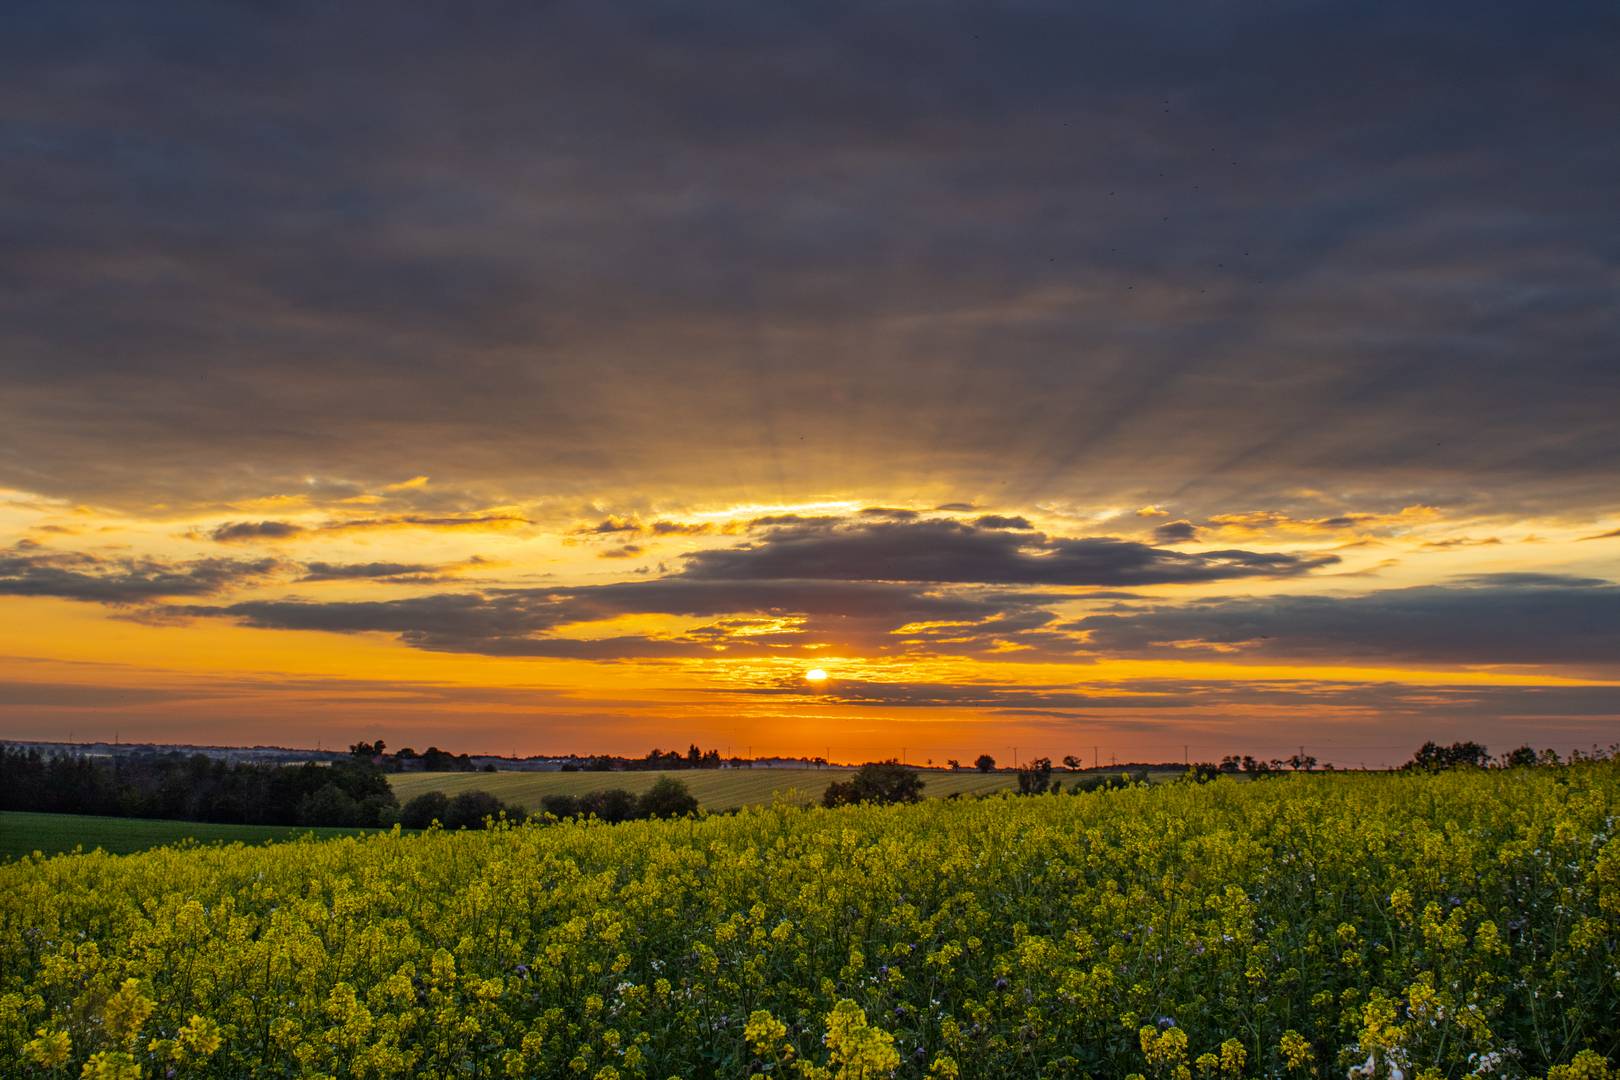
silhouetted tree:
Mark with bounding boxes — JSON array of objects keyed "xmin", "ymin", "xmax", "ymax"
[
  {"xmin": 299, "ymin": 783, "xmax": 361, "ymax": 826},
  {"xmin": 1062, "ymin": 755, "xmax": 1082, "ymax": 771},
  {"xmin": 579, "ymin": 788, "xmax": 638, "ymax": 822},
  {"xmin": 974, "ymin": 754, "xmax": 997, "ymax": 773},
  {"xmin": 539, "ymin": 793, "xmax": 581, "ymax": 818},
  {"xmin": 1016, "ymin": 757, "xmax": 1056, "ymax": 794},
  {"xmin": 1501, "ymin": 745, "xmax": 1539, "ymax": 768},
  {"xmin": 1405, "ymin": 741, "xmax": 1491, "ymax": 771},
  {"xmin": 823, "ymin": 761, "xmax": 925, "ymax": 807},
  {"xmin": 443, "ymin": 790, "xmax": 508, "ymax": 829},
  {"xmin": 400, "ymin": 790, "xmax": 450, "ymax": 829},
  {"xmin": 638, "ymin": 777, "xmax": 699, "ymax": 818}
]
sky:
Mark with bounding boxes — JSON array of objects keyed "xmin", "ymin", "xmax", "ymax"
[{"xmin": 2, "ymin": 1, "xmax": 1618, "ymax": 766}]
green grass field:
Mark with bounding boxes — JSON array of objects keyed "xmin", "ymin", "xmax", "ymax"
[
  {"xmin": 0, "ymin": 810, "xmax": 374, "ymax": 861},
  {"xmin": 389, "ymin": 766, "xmax": 1025, "ymax": 810}
]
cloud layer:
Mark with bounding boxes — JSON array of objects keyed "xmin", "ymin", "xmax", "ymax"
[{"xmin": 1, "ymin": 1, "xmax": 1616, "ymax": 518}]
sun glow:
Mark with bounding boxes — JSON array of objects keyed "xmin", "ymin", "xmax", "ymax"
[{"xmin": 804, "ymin": 668, "xmax": 829, "ymax": 683}]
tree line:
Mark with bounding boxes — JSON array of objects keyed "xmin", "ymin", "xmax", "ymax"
[
  {"xmin": 0, "ymin": 745, "xmax": 397, "ymax": 827},
  {"xmin": 398, "ymin": 777, "xmax": 700, "ymax": 829}
]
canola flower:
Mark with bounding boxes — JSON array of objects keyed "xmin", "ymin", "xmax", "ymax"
[{"xmin": 1, "ymin": 765, "xmax": 1617, "ymax": 1078}]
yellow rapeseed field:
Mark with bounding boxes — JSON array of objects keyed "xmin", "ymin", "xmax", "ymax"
[{"xmin": 2, "ymin": 766, "xmax": 1617, "ymax": 1079}]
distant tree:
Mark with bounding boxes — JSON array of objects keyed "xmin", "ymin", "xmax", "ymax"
[
  {"xmin": 1016, "ymin": 757, "xmax": 1056, "ymax": 794},
  {"xmin": 1184, "ymin": 762, "xmax": 1221, "ymax": 784},
  {"xmin": 400, "ymin": 790, "xmax": 450, "ymax": 829},
  {"xmin": 974, "ymin": 754, "xmax": 997, "ymax": 773},
  {"xmin": 946, "ymin": 759, "xmax": 962, "ymax": 771},
  {"xmin": 299, "ymin": 783, "xmax": 361, "ymax": 826},
  {"xmin": 421, "ymin": 746, "xmax": 474, "ymax": 772},
  {"xmin": 823, "ymin": 761, "xmax": 925, "ymax": 807},
  {"xmin": 1286, "ymin": 752, "xmax": 1319, "ymax": 772},
  {"xmin": 1218, "ymin": 755, "xmax": 1243, "ymax": 773},
  {"xmin": 578, "ymin": 788, "xmax": 638, "ymax": 823},
  {"xmin": 1072, "ymin": 769, "xmax": 1149, "ymax": 794},
  {"xmin": 359, "ymin": 793, "xmax": 400, "ymax": 827},
  {"xmin": 1405, "ymin": 741, "xmax": 1491, "ymax": 771},
  {"xmin": 443, "ymin": 790, "xmax": 508, "ymax": 830},
  {"xmin": 539, "ymin": 792, "xmax": 582, "ymax": 819},
  {"xmin": 638, "ymin": 777, "xmax": 699, "ymax": 818},
  {"xmin": 1501, "ymin": 745, "xmax": 1539, "ymax": 768},
  {"xmin": 1062, "ymin": 755, "xmax": 1082, "ymax": 771},
  {"xmin": 349, "ymin": 740, "xmax": 385, "ymax": 759}
]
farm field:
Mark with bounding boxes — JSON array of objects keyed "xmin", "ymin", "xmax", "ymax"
[
  {"xmin": 389, "ymin": 766, "xmax": 1025, "ymax": 810},
  {"xmin": 0, "ymin": 810, "xmax": 375, "ymax": 861},
  {"xmin": 4, "ymin": 765, "xmax": 1617, "ymax": 1078}
]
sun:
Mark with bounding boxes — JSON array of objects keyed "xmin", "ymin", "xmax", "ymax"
[{"xmin": 804, "ymin": 668, "xmax": 829, "ymax": 683}]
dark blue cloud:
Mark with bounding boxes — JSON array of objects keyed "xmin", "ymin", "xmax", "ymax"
[{"xmin": 0, "ymin": 1, "xmax": 1613, "ymax": 516}]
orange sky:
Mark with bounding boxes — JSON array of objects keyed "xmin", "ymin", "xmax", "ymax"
[{"xmin": 4, "ymin": 486, "xmax": 1616, "ymax": 766}]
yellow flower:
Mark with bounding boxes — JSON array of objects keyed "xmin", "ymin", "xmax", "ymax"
[
  {"xmin": 745, "ymin": 1009, "xmax": 788, "ymax": 1054},
  {"xmin": 1217, "ymin": 1038, "xmax": 1245, "ymax": 1078},
  {"xmin": 177, "ymin": 1013, "xmax": 223, "ymax": 1060},
  {"xmin": 821, "ymin": 999, "xmax": 899, "ymax": 1079},
  {"xmin": 1279, "ymin": 1029, "xmax": 1313, "ymax": 1072},
  {"xmin": 24, "ymin": 1027, "xmax": 73, "ymax": 1069},
  {"xmin": 79, "ymin": 1051, "xmax": 143, "ymax": 1080},
  {"xmin": 1545, "ymin": 1050, "xmax": 1614, "ymax": 1080},
  {"xmin": 102, "ymin": 978, "xmax": 154, "ymax": 1043}
]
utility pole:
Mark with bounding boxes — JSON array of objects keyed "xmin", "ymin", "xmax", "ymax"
[
  {"xmin": 1093, "ymin": 745, "xmax": 1099, "ymax": 770},
  {"xmin": 901, "ymin": 746, "xmax": 906, "ymax": 766},
  {"xmin": 1184, "ymin": 744, "xmax": 1189, "ymax": 766},
  {"xmin": 1011, "ymin": 747, "xmax": 1019, "ymax": 768}
]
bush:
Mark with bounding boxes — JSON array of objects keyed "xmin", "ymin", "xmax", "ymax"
[
  {"xmin": 638, "ymin": 777, "xmax": 699, "ymax": 819},
  {"xmin": 298, "ymin": 783, "xmax": 361, "ymax": 827},
  {"xmin": 578, "ymin": 787, "xmax": 638, "ymax": 823},
  {"xmin": 1071, "ymin": 769, "xmax": 1149, "ymax": 794},
  {"xmin": 359, "ymin": 793, "xmax": 401, "ymax": 828},
  {"xmin": 539, "ymin": 792, "xmax": 582, "ymax": 819},
  {"xmin": 400, "ymin": 791, "xmax": 450, "ymax": 829},
  {"xmin": 443, "ymin": 790, "xmax": 508, "ymax": 830},
  {"xmin": 824, "ymin": 761, "xmax": 925, "ymax": 807}
]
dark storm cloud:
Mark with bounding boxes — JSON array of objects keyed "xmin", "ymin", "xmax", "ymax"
[
  {"xmin": 745, "ymin": 675, "xmax": 1620, "ymax": 725},
  {"xmin": 299, "ymin": 561, "xmax": 441, "ymax": 582},
  {"xmin": 972, "ymin": 515, "xmax": 1034, "ymax": 530},
  {"xmin": 1071, "ymin": 576, "xmax": 1620, "ymax": 666},
  {"xmin": 0, "ymin": 548, "xmax": 279, "ymax": 604},
  {"xmin": 212, "ymin": 521, "xmax": 306, "ymax": 542},
  {"xmin": 176, "ymin": 576, "xmax": 1060, "ymax": 658},
  {"xmin": 680, "ymin": 519, "xmax": 1336, "ymax": 585},
  {"xmin": 210, "ymin": 514, "xmax": 528, "ymax": 542},
  {"xmin": 1, "ymin": 1, "xmax": 1616, "ymax": 515},
  {"xmin": 1153, "ymin": 520, "xmax": 1200, "ymax": 543}
]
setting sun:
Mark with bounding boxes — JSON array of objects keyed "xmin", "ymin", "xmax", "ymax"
[{"xmin": 804, "ymin": 668, "xmax": 829, "ymax": 683}]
